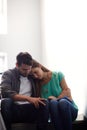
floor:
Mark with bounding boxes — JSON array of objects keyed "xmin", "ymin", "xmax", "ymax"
[{"xmin": 12, "ymin": 114, "xmax": 87, "ymax": 130}]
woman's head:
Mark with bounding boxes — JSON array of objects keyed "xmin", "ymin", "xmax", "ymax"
[
  {"xmin": 31, "ymin": 60, "xmax": 51, "ymax": 79},
  {"xmin": 31, "ymin": 62, "xmax": 44, "ymax": 79},
  {"xmin": 31, "ymin": 60, "xmax": 52, "ymax": 97}
]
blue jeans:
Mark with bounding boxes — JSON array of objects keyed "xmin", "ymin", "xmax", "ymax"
[
  {"xmin": 1, "ymin": 98, "xmax": 49, "ymax": 130},
  {"xmin": 1, "ymin": 98, "xmax": 13, "ymax": 130},
  {"xmin": 49, "ymin": 97, "xmax": 78, "ymax": 130}
]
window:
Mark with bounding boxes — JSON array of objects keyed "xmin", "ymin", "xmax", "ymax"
[
  {"xmin": 0, "ymin": 0, "xmax": 7, "ymax": 34},
  {"xmin": 0, "ymin": 52, "xmax": 7, "ymax": 83}
]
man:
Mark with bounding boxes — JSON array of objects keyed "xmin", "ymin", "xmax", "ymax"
[{"xmin": 1, "ymin": 52, "xmax": 49, "ymax": 130}]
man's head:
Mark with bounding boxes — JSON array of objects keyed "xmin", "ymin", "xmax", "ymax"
[{"xmin": 16, "ymin": 52, "xmax": 33, "ymax": 77}]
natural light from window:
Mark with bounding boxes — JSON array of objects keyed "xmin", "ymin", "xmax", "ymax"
[
  {"xmin": 0, "ymin": 0, "xmax": 7, "ymax": 34},
  {"xmin": 0, "ymin": 52, "xmax": 8, "ymax": 83}
]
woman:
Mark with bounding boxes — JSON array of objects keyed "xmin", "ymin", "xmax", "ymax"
[{"xmin": 31, "ymin": 61, "xmax": 78, "ymax": 130}]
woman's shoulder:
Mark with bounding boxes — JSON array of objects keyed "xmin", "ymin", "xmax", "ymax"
[
  {"xmin": 52, "ymin": 71, "xmax": 65, "ymax": 81},
  {"xmin": 52, "ymin": 71, "xmax": 64, "ymax": 76}
]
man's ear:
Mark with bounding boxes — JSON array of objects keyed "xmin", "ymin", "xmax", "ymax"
[
  {"xmin": 16, "ymin": 63, "xmax": 18, "ymax": 68},
  {"xmin": 39, "ymin": 64, "xmax": 42, "ymax": 68}
]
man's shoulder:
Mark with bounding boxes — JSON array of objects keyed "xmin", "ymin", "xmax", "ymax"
[{"xmin": 3, "ymin": 68, "xmax": 18, "ymax": 76}]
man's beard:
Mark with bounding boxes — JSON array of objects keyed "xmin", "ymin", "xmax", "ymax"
[{"xmin": 20, "ymin": 73, "xmax": 28, "ymax": 77}]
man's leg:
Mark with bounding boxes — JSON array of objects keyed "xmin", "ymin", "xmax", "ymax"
[
  {"xmin": 0, "ymin": 112, "xmax": 6, "ymax": 130},
  {"xmin": 12, "ymin": 103, "xmax": 38, "ymax": 123},
  {"xmin": 1, "ymin": 98, "xmax": 13, "ymax": 130},
  {"xmin": 36, "ymin": 100, "xmax": 49, "ymax": 130},
  {"xmin": 12, "ymin": 101, "xmax": 49, "ymax": 130}
]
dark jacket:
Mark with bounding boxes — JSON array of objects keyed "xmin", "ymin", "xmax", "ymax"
[{"xmin": 1, "ymin": 67, "xmax": 36, "ymax": 98}]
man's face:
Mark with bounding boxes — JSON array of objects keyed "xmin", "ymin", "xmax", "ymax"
[{"xmin": 17, "ymin": 63, "xmax": 32, "ymax": 77}]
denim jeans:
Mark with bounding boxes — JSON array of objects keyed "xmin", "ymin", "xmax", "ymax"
[
  {"xmin": 49, "ymin": 97, "xmax": 78, "ymax": 130},
  {"xmin": 1, "ymin": 98, "xmax": 49, "ymax": 130}
]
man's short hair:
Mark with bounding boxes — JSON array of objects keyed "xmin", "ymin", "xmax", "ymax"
[{"xmin": 16, "ymin": 52, "xmax": 33, "ymax": 66}]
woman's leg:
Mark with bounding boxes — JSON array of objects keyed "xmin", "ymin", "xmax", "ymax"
[
  {"xmin": 58, "ymin": 98, "xmax": 78, "ymax": 130},
  {"xmin": 49, "ymin": 98, "xmax": 78, "ymax": 130}
]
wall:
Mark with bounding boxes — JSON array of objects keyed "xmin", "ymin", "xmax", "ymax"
[
  {"xmin": 41, "ymin": 0, "xmax": 87, "ymax": 114},
  {"xmin": 0, "ymin": 0, "xmax": 87, "ymax": 115},
  {"xmin": 0, "ymin": 0, "xmax": 42, "ymax": 69}
]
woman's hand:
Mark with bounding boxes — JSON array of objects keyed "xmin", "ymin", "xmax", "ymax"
[{"xmin": 48, "ymin": 96, "xmax": 57, "ymax": 100}]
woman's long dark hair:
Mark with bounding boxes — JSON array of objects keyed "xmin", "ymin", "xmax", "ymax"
[{"xmin": 31, "ymin": 59, "xmax": 51, "ymax": 97}]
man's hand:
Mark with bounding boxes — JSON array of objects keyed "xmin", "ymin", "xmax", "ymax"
[
  {"xmin": 12, "ymin": 94, "xmax": 46, "ymax": 108},
  {"xmin": 26, "ymin": 97, "xmax": 46, "ymax": 108}
]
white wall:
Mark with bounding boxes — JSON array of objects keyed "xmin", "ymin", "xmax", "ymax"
[
  {"xmin": 0, "ymin": 0, "xmax": 42, "ymax": 69},
  {"xmin": 0, "ymin": 0, "xmax": 87, "ymax": 115},
  {"xmin": 41, "ymin": 0, "xmax": 87, "ymax": 114}
]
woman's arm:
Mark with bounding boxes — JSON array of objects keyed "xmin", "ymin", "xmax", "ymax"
[
  {"xmin": 57, "ymin": 78, "xmax": 73, "ymax": 100},
  {"xmin": 48, "ymin": 78, "xmax": 73, "ymax": 101}
]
